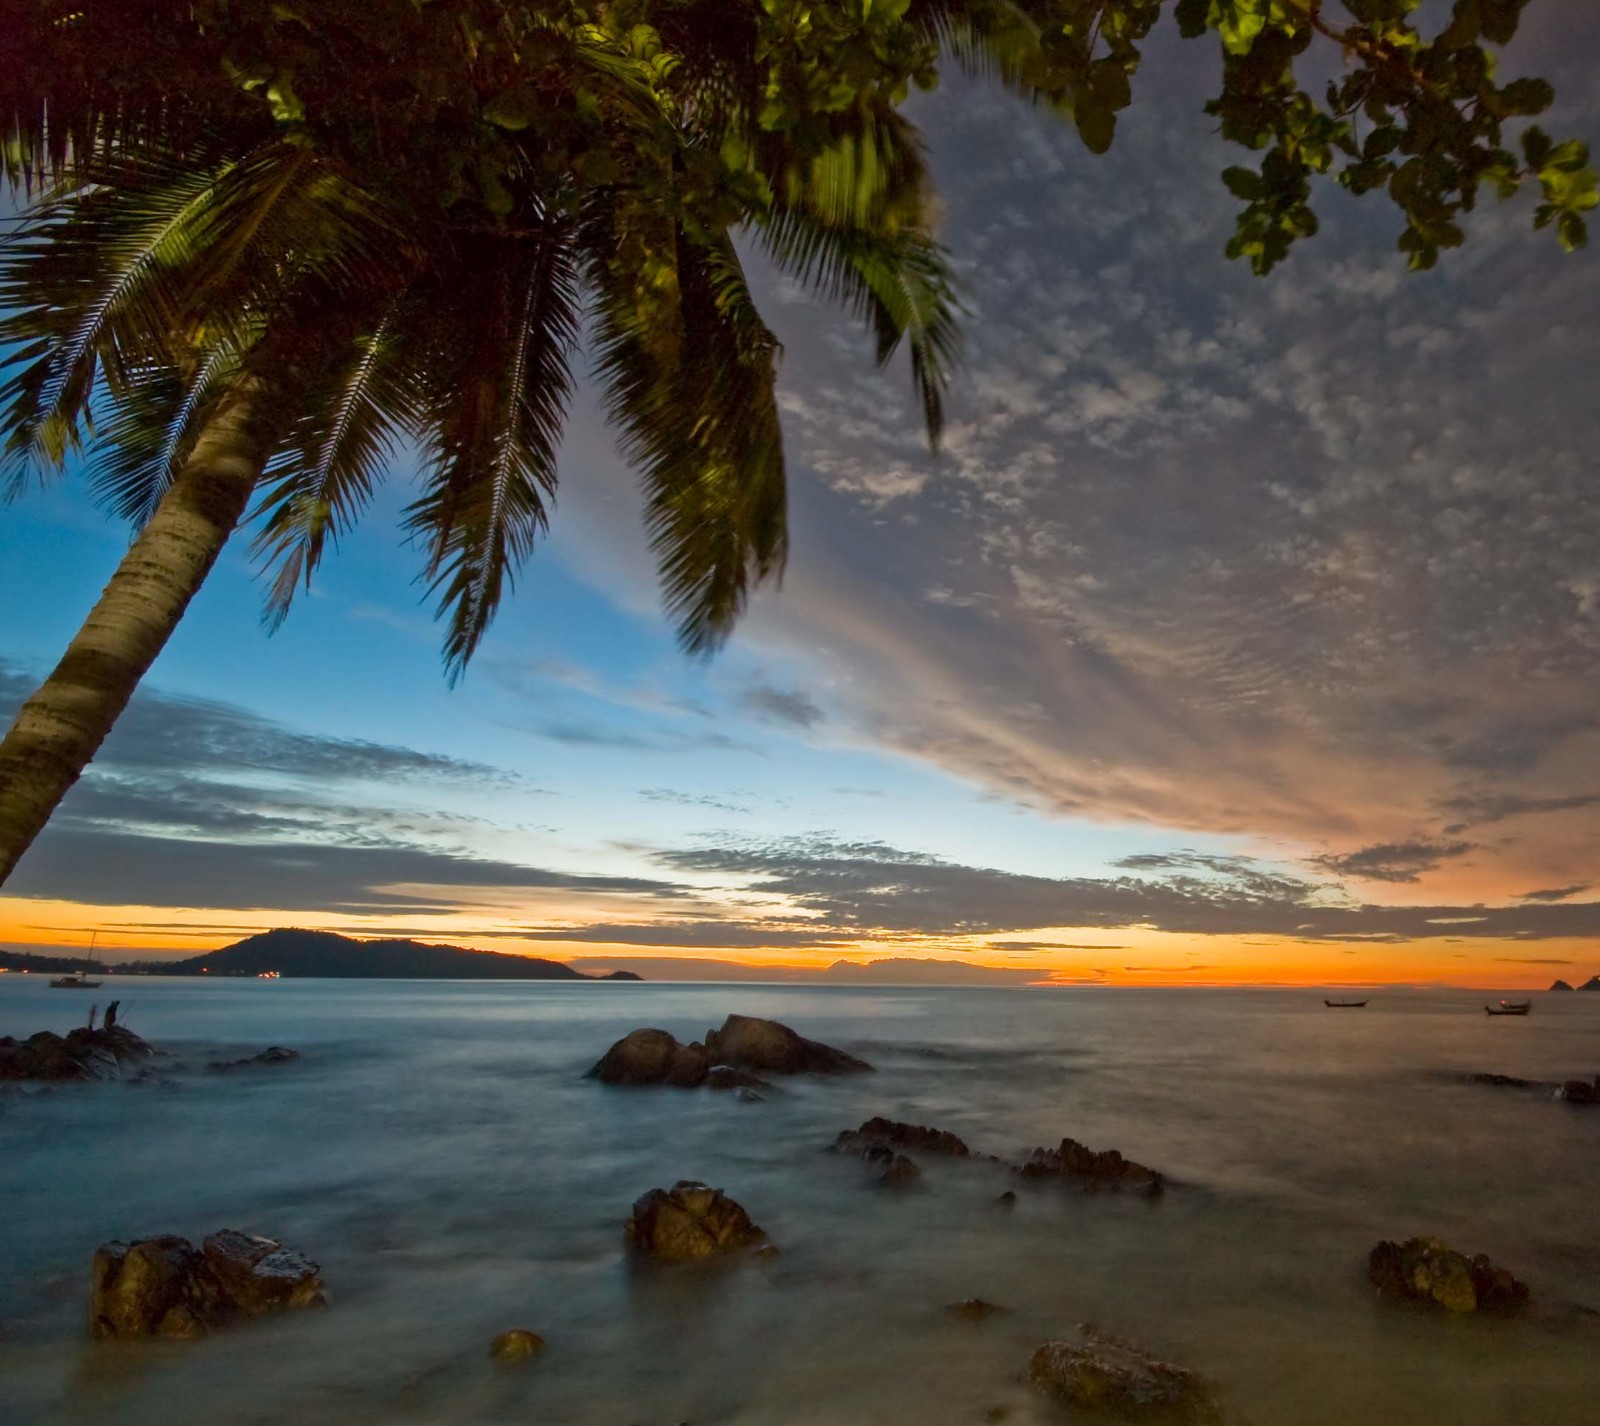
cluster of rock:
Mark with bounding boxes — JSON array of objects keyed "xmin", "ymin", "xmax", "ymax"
[
  {"xmin": 0, "ymin": 1025, "xmax": 153, "ymax": 1082},
  {"xmin": 1018, "ymin": 1137, "xmax": 1165, "ymax": 1195},
  {"xmin": 590, "ymin": 1014, "xmax": 871, "ymax": 1090},
  {"xmin": 828, "ymin": 1116, "xmax": 1166, "ymax": 1198},
  {"xmin": 1030, "ymin": 1324, "xmax": 1224, "ymax": 1424},
  {"xmin": 206, "ymin": 1046, "xmax": 301, "ymax": 1073},
  {"xmin": 833, "ymin": 1116, "xmax": 979, "ymax": 1187},
  {"xmin": 90, "ymin": 1230, "xmax": 327, "ymax": 1339},
  {"xmin": 624, "ymin": 1181, "xmax": 774, "ymax": 1264},
  {"xmin": 1367, "ymin": 1237, "xmax": 1530, "ymax": 1315}
]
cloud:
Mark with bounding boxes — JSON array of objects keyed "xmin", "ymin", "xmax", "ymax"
[
  {"xmin": 639, "ymin": 789, "xmax": 751, "ymax": 815},
  {"xmin": 0, "ymin": 662, "xmax": 679, "ymax": 914},
  {"xmin": 1517, "ymin": 884, "xmax": 1592, "ymax": 903},
  {"xmin": 1313, "ymin": 840, "xmax": 1475, "ymax": 885},
  {"xmin": 740, "ymin": 684, "xmax": 824, "ymax": 728},
  {"xmin": 6, "ymin": 829, "xmax": 679, "ymax": 913},
  {"xmin": 648, "ymin": 835, "xmax": 1600, "ymax": 942},
  {"xmin": 519, "ymin": 920, "xmax": 850, "ymax": 949}
]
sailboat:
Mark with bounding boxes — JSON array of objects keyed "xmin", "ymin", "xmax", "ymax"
[{"xmin": 49, "ymin": 930, "xmax": 104, "ymax": 988}]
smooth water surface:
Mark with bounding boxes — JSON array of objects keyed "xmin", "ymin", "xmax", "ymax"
[{"xmin": 2, "ymin": 978, "xmax": 1598, "ymax": 1425}]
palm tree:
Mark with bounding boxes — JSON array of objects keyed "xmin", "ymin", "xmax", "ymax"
[{"xmin": 0, "ymin": 1, "xmax": 961, "ymax": 886}]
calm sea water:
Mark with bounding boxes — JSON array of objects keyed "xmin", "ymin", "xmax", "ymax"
[{"xmin": 1, "ymin": 978, "xmax": 1598, "ymax": 1425}]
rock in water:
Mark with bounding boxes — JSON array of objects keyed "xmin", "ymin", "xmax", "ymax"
[
  {"xmin": 206, "ymin": 1047, "xmax": 301, "ymax": 1073},
  {"xmin": 702, "ymin": 1015, "xmax": 871, "ymax": 1075},
  {"xmin": 1017, "ymin": 1138, "xmax": 1165, "ymax": 1195},
  {"xmin": 89, "ymin": 1231, "xmax": 326, "ymax": 1339},
  {"xmin": 489, "ymin": 1328, "xmax": 546, "ymax": 1361},
  {"xmin": 589, "ymin": 1028, "xmax": 710, "ymax": 1087},
  {"xmin": 944, "ymin": 1298, "xmax": 1011, "ymax": 1323},
  {"xmin": 704, "ymin": 1064, "xmax": 769, "ymax": 1091},
  {"xmin": 590, "ymin": 1016, "xmax": 868, "ymax": 1086},
  {"xmin": 1556, "ymin": 1078, "xmax": 1599, "ymax": 1105},
  {"xmin": 833, "ymin": 1117, "xmax": 971, "ymax": 1158},
  {"xmin": 1030, "ymin": 1325, "xmax": 1223, "ymax": 1423},
  {"xmin": 0, "ymin": 1026, "xmax": 154, "ymax": 1083},
  {"xmin": 200, "ymin": 1230, "xmax": 326, "ymax": 1315},
  {"xmin": 1367, "ymin": 1237, "xmax": 1530, "ymax": 1314},
  {"xmin": 624, "ymin": 1181, "xmax": 769, "ymax": 1263}
]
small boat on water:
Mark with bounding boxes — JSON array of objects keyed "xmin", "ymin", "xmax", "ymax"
[
  {"xmin": 1324, "ymin": 999, "xmax": 1368, "ymax": 1008},
  {"xmin": 49, "ymin": 971, "xmax": 102, "ymax": 989},
  {"xmin": 1485, "ymin": 1002, "xmax": 1531, "ymax": 1016}
]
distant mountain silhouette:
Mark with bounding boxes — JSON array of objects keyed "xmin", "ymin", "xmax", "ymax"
[
  {"xmin": 161, "ymin": 929, "xmax": 642, "ymax": 981},
  {"xmin": 0, "ymin": 948, "xmax": 108, "ymax": 974},
  {"xmin": 1579, "ymin": 975, "xmax": 1600, "ymax": 992},
  {"xmin": 1549, "ymin": 979, "xmax": 1575, "ymax": 991}
]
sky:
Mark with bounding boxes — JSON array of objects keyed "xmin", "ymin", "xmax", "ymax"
[{"xmin": 3, "ymin": 9, "xmax": 1600, "ymax": 988}]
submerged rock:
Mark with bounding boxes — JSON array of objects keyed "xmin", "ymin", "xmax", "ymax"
[
  {"xmin": 1367, "ymin": 1237, "xmax": 1529, "ymax": 1314},
  {"xmin": 0, "ymin": 1026, "xmax": 153, "ymax": 1083},
  {"xmin": 206, "ymin": 1046, "xmax": 301, "ymax": 1073},
  {"xmin": 89, "ymin": 1230, "xmax": 326, "ymax": 1339},
  {"xmin": 944, "ymin": 1298, "xmax": 1011, "ymax": 1324},
  {"xmin": 1030, "ymin": 1324, "xmax": 1222, "ymax": 1423},
  {"xmin": 1464, "ymin": 1072, "xmax": 1548, "ymax": 1089},
  {"xmin": 592, "ymin": 1015, "xmax": 869, "ymax": 1087},
  {"xmin": 1556, "ymin": 1078, "xmax": 1600, "ymax": 1105},
  {"xmin": 624, "ymin": 1181, "xmax": 769, "ymax": 1263},
  {"xmin": 704, "ymin": 1063, "xmax": 769, "ymax": 1091},
  {"xmin": 489, "ymin": 1328, "xmax": 546, "ymax": 1361},
  {"xmin": 997, "ymin": 1190, "xmax": 1018, "ymax": 1209},
  {"xmin": 1017, "ymin": 1138, "xmax": 1165, "ymax": 1195}
]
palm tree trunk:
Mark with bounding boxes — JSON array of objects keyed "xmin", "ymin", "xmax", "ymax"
[{"xmin": 0, "ymin": 375, "xmax": 280, "ymax": 888}]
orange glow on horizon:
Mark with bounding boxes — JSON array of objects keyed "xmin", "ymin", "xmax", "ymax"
[{"xmin": 2, "ymin": 896, "xmax": 1594, "ymax": 989}]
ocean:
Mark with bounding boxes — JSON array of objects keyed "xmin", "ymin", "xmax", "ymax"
[{"xmin": 2, "ymin": 978, "xmax": 1598, "ymax": 1425}]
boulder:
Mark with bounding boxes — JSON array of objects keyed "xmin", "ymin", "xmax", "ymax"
[
  {"xmin": 703, "ymin": 1015, "xmax": 871, "ymax": 1075},
  {"xmin": 1030, "ymin": 1325, "xmax": 1222, "ymax": 1423},
  {"xmin": 89, "ymin": 1231, "xmax": 326, "ymax": 1339},
  {"xmin": 624, "ymin": 1181, "xmax": 769, "ymax": 1263},
  {"xmin": 1367, "ymin": 1237, "xmax": 1529, "ymax": 1314},
  {"xmin": 206, "ymin": 1046, "xmax": 301, "ymax": 1073},
  {"xmin": 0, "ymin": 1026, "xmax": 153, "ymax": 1083},
  {"xmin": 833, "ymin": 1117, "xmax": 971, "ymax": 1158},
  {"xmin": 489, "ymin": 1328, "xmax": 546, "ymax": 1361},
  {"xmin": 997, "ymin": 1190, "xmax": 1018, "ymax": 1209},
  {"xmin": 1017, "ymin": 1138, "xmax": 1165, "ymax": 1195},
  {"xmin": 589, "ymin": 1029, "xmax": 710, "ymax": 1087},
  {"xmin": 1555, "ymin": 1078, "xmax": 1599, "ymax": 1105}
]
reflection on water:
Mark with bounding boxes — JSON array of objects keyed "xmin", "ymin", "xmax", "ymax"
[{"xmin": 2, "ymin": 979, "xmax": 1598, "ymax": 1425}]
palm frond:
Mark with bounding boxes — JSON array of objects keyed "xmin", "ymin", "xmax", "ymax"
[
  {"xmin": 251, "ymin": 305, "xmax": 414, "ymax": 627},
  {"xmin": 0, "ymin": 157, "xmax": 227, "ymax": 491},
  {"xmin": 588, "ymin": 216, "xmax": 785, "ymax": 655},
  {"xmin": 86, "ymin": 340, "xmax": 243, "ymax": 526},
  {"xmin": 761, "ymin": 207, "xmax": 962, "ymax": 444},
  {"xmin": 404, "ymin": 229, "xmax": 580, "ymax": 678}
]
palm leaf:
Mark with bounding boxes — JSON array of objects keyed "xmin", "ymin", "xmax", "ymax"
[
  {"xmin": 587, "ymin": 212, "xmax": 785, "ymax": 654},
  {"xmin": 251, "ymin": 304, "xmax": 414, "ymax": 627},
  {"xmin": 404, "ymin": 228, "xmax": 580, "ymax": 678}
]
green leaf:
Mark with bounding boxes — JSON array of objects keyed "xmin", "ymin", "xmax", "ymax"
[
  {"xmin": 1500, "ymin": 77, "xmax": 1553, "ymax": 116},
  {"xmin": 1074, "ymin": 99, "xmax": 1115, "ymax": 155},
  {"xmin": 1221, "ymin": 166, "xmax": 1263, "ymax": 200},
  {"xmin": 1174, "ymin": 0, "xmax": 1209, "ymax": 40}
]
